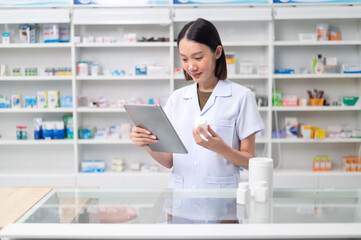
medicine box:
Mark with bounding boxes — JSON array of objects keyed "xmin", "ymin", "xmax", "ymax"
[
  {"xmin": 11, "ymin": 95, "xmax": 21, "ymax": 108},
  {"xmin": 272, "ymin": 90, "xmax": 282, "ymax": 106},
  {"xmin": 226, "ymin": 52, "xmax": 236, "ymax": 75},
  {"xmin": 147, "ymin": 65, "xmax": 169, "ymax": 76},
  {"xmin": 124, "ymin": 33, "xmax": 137, "ymax": 42},
  {"xmin": 61, "ymin": 95, "xmax": 73, "ymax": 108},
  {"xmin": 298, "ymin": 33, "xmax": 317, "ymax": 42},
  {"xmin": 313, "ymin": 156, "xmax": 331, "ymax": 171},
  {"xmin": 24, "ymin": 96, "xmax": 37, "ymax": 108},
  {"xmin": 239, "ymin": 62, "xmax": 253, "ymax": 74},
  {"xmin": 2, "ymin": 32, "xmax": 10, "ymax": 44},
  {"xmin": 48, "ymin": 91, "xmax": 60, "ymax": 108},
  {"xmin": 37, "ymin": 91, "xmax": 48, "ymax": 108},
  {"xmin": 19, "ymin": 24, "xmax": 30, "ymax": 43},
  {"xmin": 342, "ymin": 156, "xmax": 360, "ymax": 172},
  {"xmin": 135, "ymin": 65, "xmax": 147, "ymax": 75},
  {"xmin": 342, "ymin": 64, "xmax": 361, "ymax": 74},
  {"xmin": 81, "ymin": 160, "xmax": 105, "ymax": 173}
]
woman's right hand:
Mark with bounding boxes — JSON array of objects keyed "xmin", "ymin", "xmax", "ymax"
[{"xmin": 130, "ymin": 126, "xmax": 159, "ymax": 151}]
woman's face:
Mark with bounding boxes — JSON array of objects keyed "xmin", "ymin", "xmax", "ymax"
[{"xmin": 179, "ymin": 38, "xmax": 222, "ymax": 86}]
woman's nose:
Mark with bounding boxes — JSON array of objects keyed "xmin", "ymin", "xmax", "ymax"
[{"xmin": 188, "ymin": 61, "xmax": 197, "ymax": 72}]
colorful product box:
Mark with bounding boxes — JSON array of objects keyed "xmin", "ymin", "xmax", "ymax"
[
  {"xmin": 272, "ymin": 90, "xmax": 282, "ymax": 106},
  {"xmin": 37, "ymin": 91, "xmax": 48, "ymax": 108},
  {"xmin": 342, "ymin": 156, "xmax": 361, "ymax": 172},
  {"xmin": 81, "ymin": 160, "xmax": 105, "ymax": 173},
  {"xmin": 11, "ymin": 95, "xmax": 21, "ymax": 108},
  {"xmin": 47, "ymin": 90, "xmax": 60, "ymax": 108},
  {"xmin": 24, "ymin": 96, "xmax": 37, "ymax": 108},
  {"xmin": 313, "ymin": 156, "xmax": 332, "ymax": 171}
]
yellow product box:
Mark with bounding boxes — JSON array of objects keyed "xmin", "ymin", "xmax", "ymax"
[
  {"xmin": 314, "ymin": 128, "xmax": 325, "ymax": 139},
  {"xmin": 313, "ymin": 155, "xmax": 331, "ymax": 171}
]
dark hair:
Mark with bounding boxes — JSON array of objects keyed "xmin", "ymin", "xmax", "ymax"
[{"xmin": 177, "ymin": 18, "xmax": 227, "ymax": 81}]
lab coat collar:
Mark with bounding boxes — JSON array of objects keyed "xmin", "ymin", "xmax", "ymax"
[{"xmin": 181, "ymin": 79, "xmax": 232, "ymax": 115}]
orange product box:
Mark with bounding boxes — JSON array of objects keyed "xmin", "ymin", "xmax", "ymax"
[
  {"xmin": 342, "ymin": 156, "xmax": 359, "ymax": 172},
  {"xmin": 313, "ymin": 156, "xmax": 320, "ymax": 171}
]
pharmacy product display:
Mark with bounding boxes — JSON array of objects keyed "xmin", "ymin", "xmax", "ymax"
[{"xmin": 0, "ymin": 4, "xmax": 360, "ymax": 188}]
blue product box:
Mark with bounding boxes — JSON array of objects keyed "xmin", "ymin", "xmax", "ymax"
[
  {"xmin": 43, "ymin": 129, "xmax": 53, "ymax": 139},
  {"xmin": 272, "ymin": 130, "xmax": 287, "ymax": 139},
  {"xmin": 81, "ymin": 160, "xmax": 105, "ymax": 173},
  {"xmin": 79, "ymin": 128, "xmax": 92, "ymax": 139},
  {"xmin": 25, "ymin": 96, "xmax": 37, "ymax": 108},
  {"xmin": 53, "ymin": 129, "xmax": 65, "ymax": 139},
  {"xmin": 135, "ymin": 65, "xmax": 147, "ymax": 75},
  {"xmin": 61, "ymin": 95, "xmax": 73, "ymax": 108},
  {"xmin": 275, "ymin": 69, "xmax": 295, "ymax": 74},
  {"xmin": 34, "ymin": 128, "xmax": 42, "ymax": 140}
]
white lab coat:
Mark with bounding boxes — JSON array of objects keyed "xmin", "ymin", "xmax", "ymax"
[{"xmin": 164, "ymin": 79, "xmax": 264, "ymax": 189}]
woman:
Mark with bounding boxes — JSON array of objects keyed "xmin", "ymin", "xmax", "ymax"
[{"xmin": 130, "ymin": 18, "xmax": 264, "ymax": 189}]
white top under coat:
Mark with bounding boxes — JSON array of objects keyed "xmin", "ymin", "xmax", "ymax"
[{"xmin": 164, "ymin": 79, "xmax": 264, "ymax": 189}]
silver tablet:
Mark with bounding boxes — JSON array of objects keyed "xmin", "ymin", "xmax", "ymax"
[{"xmin": 124, "ymin": 104, "xmax": 188, "ymax": 154}]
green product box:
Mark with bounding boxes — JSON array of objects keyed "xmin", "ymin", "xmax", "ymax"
[
  {"xmin": 272, "ymin": 90, "xmax": 282, "ymax": 106},
  {"xmin": 63, "ymin": 115, "xmax": 74, "ymax": 139}
]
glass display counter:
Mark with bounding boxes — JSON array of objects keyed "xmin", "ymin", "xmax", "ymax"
[{"xmin": 1, "ymin": 188, "xmax": 361, "ymax": 239}]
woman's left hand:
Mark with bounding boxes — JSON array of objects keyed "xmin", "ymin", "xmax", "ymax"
[{"xmin": 192, "ymin": 125, "xmax": 227, "ymax": 153}]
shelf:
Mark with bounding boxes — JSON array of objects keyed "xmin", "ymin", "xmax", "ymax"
[
  {"xmin": 274, "ymin": 41, "xmax": 361, "ymax": 46},
  {"xmin": 258, "ymin": 107, "xmax": 268, "ymax": 112},
  {"xmin": 78, "ymin": 139, "xmax": 133, "ymax": 145},
  {"xmin": 273, "ymin": 74, "xmax": 361, "ymax": 79},
  {"xmin": 274, "ymin": 169, "xmax": 361, "ymax": 177},
  {"xmin": 0, "ymin": 76, "xmax": 73, "ymax": 81},
  {"xmin": 272, "ymin": 106, "xmax": 361, "ymax": 111},
  {"xmin": 76, "ymin": 76, "xmax": 170, "ymax": 81},
  {"xmin": 255, "ymin": 138, "xmax": 268, "ymax": 144},
  {"xmin": 0, "ymin": 43, "xmax": 72, "ymax": 48},
  {"xmin": 77, "ymin": 171, "xmax": 171, "ymax": 177},
  {"xmin": 173, "ymin": 42, "xmax": 269, "ymax": 47},
  {"xmin": 77, "ymin": 108, "xmax": 126, "ymax": 113},
  {"xmin": 0, "ymin": 140, "xmax": 75, "ymax": 145},
  {"xmin": 272, "ymin": 138, "xmax": 361, "ymax": 143},
  {"xmin": 75, "ymin": 42, "xmax": 170, "ymax": 48},
  {"xmin": 174, "ymin": 75, "xmax": 268, "ymax": 80},
  {"xmin": 0, "ymin": 170, "xmax": 74, "ymax": 177},
  {"xmin": 0, "ymin": 108, "xmax": 74, "ymax": 113}
]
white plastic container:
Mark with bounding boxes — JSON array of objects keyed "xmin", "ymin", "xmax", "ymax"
[
  {"xmin": 249, "ymin": 157, "xmax": 273, "ymax": 197},
  {"xmin": 255, "ymin": 181, "xmax": 268, "ymax": 203},
  {"xmin": 237, "ymin": 182, "xmax": 250, "ymax": 205},
  {"xmin": 194, "ymin": 116, "xmax": 207, "ymax": 131}
]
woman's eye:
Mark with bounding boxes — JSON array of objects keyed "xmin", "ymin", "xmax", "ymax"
[
  {"xmin": 181, "ymin": 59, "xmax": 187, "ymax": 62},
  {"xmin": 195, "ymin": 57, "xmax": 203, "ymax": 61}
]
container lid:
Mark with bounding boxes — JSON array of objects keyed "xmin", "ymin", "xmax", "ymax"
[
  {"xmin": 238, "ymin": 182, "xmax": 249, "ymax": 189},
  {"xmin": 249, "ymin": 157, "xmax": 273, "ymax": 166},
  {"xmin": 256, "ymin": 181, "xmax": 268, "ymax": 188}
]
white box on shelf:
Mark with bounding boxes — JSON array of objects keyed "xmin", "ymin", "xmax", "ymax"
[
  {"xmin": 124, "ymin": 33, "xmax": 137, "ymax": 42},
  {"xmin": 147, "ymin": 65, "xmax": 169, "ymax": 76},
  {"xmin": 240, "ymin": 62, "xmax": 253, "ymax": 74},
  {"xmin": 298, "ymin": 33, "xmax": 317, "ymax": 42}
]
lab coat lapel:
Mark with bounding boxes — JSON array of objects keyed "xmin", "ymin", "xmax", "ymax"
[
  {"xmin": 182, "ymin": 82, "xmax": 201, "ymax": 113},
  {"xmin": 200, "ymin": 80, "xmax": 231, "ymax": 116}
]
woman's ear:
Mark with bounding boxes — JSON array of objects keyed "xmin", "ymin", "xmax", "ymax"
[{"xmin": 215, "ymin": 45, "xmax": 222, "ymax": 59}]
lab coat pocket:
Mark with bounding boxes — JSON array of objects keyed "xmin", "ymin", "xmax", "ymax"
[
  {"xmin": 206, "ymin": 175, "xmax": 237, "ymax": 189},
  {"xmin": 209, "ymin": 119, "xmax": 234, "ymax": 146},
  {"xmin": 169, "ymin": 173, "xmax": 184, "ymax": 189}
]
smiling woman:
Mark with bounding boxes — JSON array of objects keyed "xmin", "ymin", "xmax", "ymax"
[{"xmin": 130, "ymin": 18, "xmax": 264, "ymax": 189}]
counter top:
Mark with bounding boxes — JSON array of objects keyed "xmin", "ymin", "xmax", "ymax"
[
  {"xmin": 1, "ymin": 188, "xmax": 361, "ymax": 239},
  {"xmin": 0, "ymin": 187, "xmax": 52, "ymax": 229}
]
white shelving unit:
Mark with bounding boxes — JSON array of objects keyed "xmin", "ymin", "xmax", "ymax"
[
  {"xmin": 0, "ymin": 3, "xmax": 360, "ymax": 188},
  {"xmin": 272, "ymin": 5, "xmax": 361, "ymax": 189}
]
